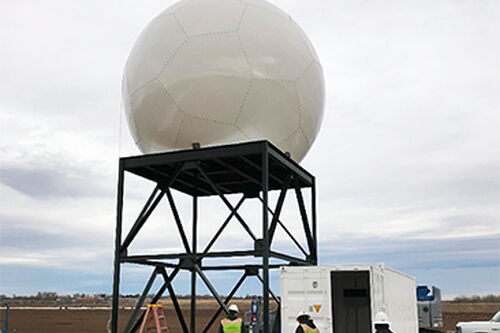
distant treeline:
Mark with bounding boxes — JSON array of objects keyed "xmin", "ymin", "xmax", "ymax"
[
  {"xmin": 1, "ymin": 292, "xmax": 265, "ymax": 301},
  {"xmin": 451, "ymin": 295, "xmax": 500, "ymax": 303},
  {"xmin": 3, "ymin": 292, "xmax": 499, "ymax": 303}
]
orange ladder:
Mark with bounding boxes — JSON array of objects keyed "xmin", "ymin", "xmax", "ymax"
[{"xmin": 138, "ymin": 304, "xmax": 169, "ymax": 333}]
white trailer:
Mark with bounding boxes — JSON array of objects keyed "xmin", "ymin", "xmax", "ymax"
[{"xmin": 280, "ymin": 264, "xmax": 418, "ymax": 333}]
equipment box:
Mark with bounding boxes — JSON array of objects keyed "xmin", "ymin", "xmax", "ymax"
[{"xmin": 280, "ymin": 264, "xmax": 418, "ymax": 333}]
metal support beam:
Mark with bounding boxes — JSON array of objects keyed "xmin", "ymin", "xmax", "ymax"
[
  {"xmin": 191, "ymin": 195, "xmax": 198, "ymax": 333},
  {"xmin": 120, "ymin": 190, "xmax": 165, "ymax": 253},
  {"xmin": 201, "ymin": 273, "xmax": 247, "ymax": 333},
  {"xmin": 256, "ymin": 273, "xmax": 281, "ymax": 306},
  {"xmin": 158, "ymin": 268, "xmax": 189, "ymax": 333},
  {"xmin": 214, "ymin": 158, "xmax": 261, "ymax": 186},
  {"xmin": 294, "ymin": 180, "xmax": 315, "ymax": 256},
  {"xmin": 312, "ymin": 180, "xmax": 318, "ymax": 264},
  {"xmin": 202, "ymin": 264, "xmax": 282, "ymax": 271},
  {"xmin": 261, "ymin": 144, "xmax": 270, "ymax": 333},
  {"xmin": 136, "ymin": 185, "xmax": 160, "ymax": 223},
  {"xmin": 166, "ymin": 188, "xmax": 191, "ymax": 253},
  {"xmin": 111, "ymin": 162, "xmax": 124, "ymax": 333},
  {"xmin": 122, "ymin": 250, "xmax": 257, "ymax": 262},
  {"xmin": 270, "ymin": 251, "xmax": 311, "ymax": 266},
  {"xmin": 258, "ymin": 196, "xmax": 309, "ymax": 257},
  {"xmin": 197, "ymin": 165, "xmax": 257, "ymax": 241},
  {"xmin": 128, "ymin": 267, "xmax": 180, "ymax": 333},
  {"xmin": 195, "ymin": 265, "xmax": 229, "ymax": 314},
  {"xmin": 124, "ymin": 268, "xmax": 158, "ymax": 333},
  {"xmin": 268, "ymin": 175, "xmax": 292, "ymax": 243},
  {"xmin": 202, "ymin": 195, "xmax": 246, "ymax": 254},
  {"xmin": 239, "ymin": 156, "xmax": 284, "ymax": 186}
]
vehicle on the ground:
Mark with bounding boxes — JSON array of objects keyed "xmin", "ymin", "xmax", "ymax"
[
  {"xmin": 280, "ymin": 264, "xmax": 419, "ymax": 333},
  {"xmin": 417, "ymin": 285, "xmax": 443, "ymax": 332},
  {"xmin": 456, "ymin": 311, "xmax": 500, "ymax": 333}
]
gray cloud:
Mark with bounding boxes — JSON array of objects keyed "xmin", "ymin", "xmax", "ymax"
[
  {"xmin": 0, "ymin": 167, "xmax": 99, "ymax": 199},
  {"xmin": 0, "ymin": 217, "xmax": 107, "ymax": 251},
  {"xmin": 0, "ymin": 154, "xmax": 112, "ymax": 199},
  {"xmin": 0, "ymin": 0, "xmax": 498, "ymax": 296},
  {"xmin": 320, "ymin": 234, "xmax": 500, "ymax": 270}
]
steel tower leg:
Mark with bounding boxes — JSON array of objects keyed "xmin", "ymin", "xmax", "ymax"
[
  {"xmin": 262, "ymin": 145, "xmax": 270, "ymax": 333},
  {"xmin": 191, "ymin": 195, "xmax": 198, "ymax": 333},
  {"xmin": 111, "ymin": 161, "xmax": 124, "ymax": 333}
]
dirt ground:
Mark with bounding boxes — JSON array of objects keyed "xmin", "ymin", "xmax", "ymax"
[
  {"xmin": 5, "ymin": 301, "xmax": 499, "ymax": 332},
  {"xmin": 5, "ymin": 300, "xmax": 260, "ymax": 333},
  {"xmin": 442, "ymin": 302, "xmax": 499, "ymax": 331}
]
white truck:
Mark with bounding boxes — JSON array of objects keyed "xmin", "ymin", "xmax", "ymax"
[
  {"xmin": 456, "ymin": 311, "xmax": 500, "ymax": 333},
  {"xmin": 280, "ymin": 264, "xmax": 418, "ymax": 333}
]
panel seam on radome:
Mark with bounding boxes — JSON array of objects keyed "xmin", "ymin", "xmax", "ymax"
[
  {"xmin": 173, "ymin": 117, "xmax": 185, "ymax": 147},
  {"xmin": 234, "ymin": 79, "xmax": 252, "ymax": 125},
  {"xmin": 189, "ymin": 31, "xmax": 238, "ymax": 39},
  {"xmin": 236, "ymin": 33, "xmax": 252, "ymax": 77},
  {"xmin": 299, "ymin": 127, "xmax": 312, "ymax": 146},
  {"xmin": 129, "ymin": 78, "xmax": 159, "ymax": 99},
  {"xmin": 252, "ymin": 77, "xmax": 294, "ymax": 83},
  {"xmin": 294, "ymin": 83, "xmax": 301, "ymax": 124},
  {"xmin": 158, "ymin": 34, "xmax": 246, "ymax": 126},
  {"xmin": 158, "ymin": 80, "xmax": 186, "ymax": 116},
  {"xmin": 172, "ymin": 13, "xmax": 189, "ymax": 37},
  {"xmin": 293, "ymin": 82, "xmax": 311, "ymax": 144},
  {"xmin": 290, "ymin": 18, "xmax": 317, "ymax": 62},
  {"xmin": 158, "ymin": 38, "xmax": 189, "ymax": 79},
  {"xmin": 234, "ymin": 124, "xmax": 251, "ymax": 139},
  {"xmin": 236, "ymin": 5, "xmax": 247, "ymax": 33},
  {"xmin": 159, "ymin": 75, "xmax": 238, "ymax": 126},
  {"xmin": 279, "ymin": 127, "xmax": 300, "ymax": 146},
  {"xmin": 234, "ymin": 32, "xmax": 253, "ymax": 125},
  {"xmin": 294, "ymin": 59, "xmax": 315, "ymax": 83},
  {"xmin": 183, "ymin": 113, "xmax": 236, "ymax": 126},
  {"xmin": 168, "ymin": 0, "xmax": 193, "ymax": 16},
  {"xmin": 243, "ymin": 2, "xmax": 290, "ymax": 21},
  {"xmin": 313, "ymin": 59, "xmax": 323, "ymax": 69}
]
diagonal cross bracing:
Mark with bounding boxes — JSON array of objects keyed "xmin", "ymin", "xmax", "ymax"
[
  {"xmin": 197, "ymin": 165, "xmax": 257, "ymax": 241},
  {"xmin": 202, "ymin": 195, "xmax": 246, "ymax": 254}
]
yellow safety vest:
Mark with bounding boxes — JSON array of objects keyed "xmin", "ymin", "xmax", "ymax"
[
  {"xmin": 300, "ymin": 323, "xmax": 319, "ymax": 333},
  {"xmin": 221, "ymin": 317, "xmax": 243, "ymax": 333}
]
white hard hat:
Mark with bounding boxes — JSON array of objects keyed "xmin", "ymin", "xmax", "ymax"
[
  {"xmin": 228, "ymin": 304, "xmax": 239, "ymax": 313},
  {"xmin": 296, "ymin": 310, "xmax": 311, "ymax": 319},
  {"xmin": 374, "ymin": 312, "xmax": 391, "ymax": 325}
]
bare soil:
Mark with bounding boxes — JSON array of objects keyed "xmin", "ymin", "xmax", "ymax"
[
  {"xmin": 5, "ymin": 301, "xmax": 499, "ymax": 332},
  {"xmin": 442, "ymin": 302, "xmax": 499, "ymax": 331}
]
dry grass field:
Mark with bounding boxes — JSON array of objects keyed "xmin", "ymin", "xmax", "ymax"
[
  {"xmin": 5, "ymin": 301, "xmax": 499, "ymax": 332},
  {"xmin": 442, "ymin": 302, "xmax": 499, "ymax": 331}
]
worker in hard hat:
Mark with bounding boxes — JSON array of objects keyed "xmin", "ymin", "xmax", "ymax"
[
  {"xmin": 295, "ymin": 310, "xmax": 319, "ymax": 333},
  {"xmin": 220, "ymin": 304, "xmax": 247, "ymax": 333},
  {"xmin": 374, "ymin": 312, "xmax": 394, "ymax": 333}
]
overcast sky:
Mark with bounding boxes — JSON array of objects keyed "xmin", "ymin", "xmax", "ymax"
[{"xmin": 0, "ymin": 0, "xmax": 499, "ymax": 299}]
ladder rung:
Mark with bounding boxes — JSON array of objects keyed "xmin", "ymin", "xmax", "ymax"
[{"xmin": 139, "ymin": 306, "xmax": 169, "ymax": 333}]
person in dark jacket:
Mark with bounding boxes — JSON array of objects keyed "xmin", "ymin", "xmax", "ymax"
[
  {"xmin": 219, "ymin": 304, "xmax": 247, "ymax": 333},
  {"xmin": 295, "ymin": 310, "xmax": 319, "ymax": 333},
  {"xmin": 374, "ymin": 312, "xmax": 395, "ymax": 333}
]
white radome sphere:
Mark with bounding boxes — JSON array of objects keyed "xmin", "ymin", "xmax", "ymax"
[{"xmin": 122, "ymin": 0, "xmax": 325, "ymax": 162}]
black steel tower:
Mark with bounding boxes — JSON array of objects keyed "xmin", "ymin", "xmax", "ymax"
[{"xmin": 111, "ymin": 140, "xmax": 317, "ymax": 333}]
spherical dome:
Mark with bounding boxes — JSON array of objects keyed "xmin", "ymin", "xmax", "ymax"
[{"xmin": 122, "ymin": 0, "xmax": 325, "ymax": 162}]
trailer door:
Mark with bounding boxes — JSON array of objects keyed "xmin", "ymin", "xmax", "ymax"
[{"xmin": 331, "ymin": 271, "xmax": 371, "ymax": 333}]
